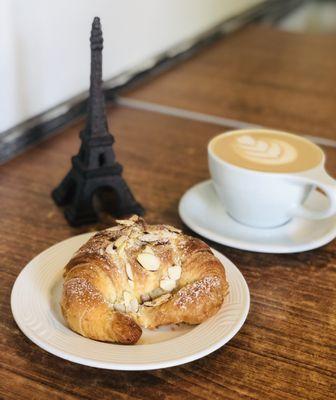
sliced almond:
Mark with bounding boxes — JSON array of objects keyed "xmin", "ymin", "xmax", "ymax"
[
  {"xmin": 143, "ymin": 301, "xmax": 154, "ymax": 307},
  {"xmin": 123, "ymin": 291, "xmax": 139, "ymax": 313},
  {"xmin": 106, "ymin": 225, "xmax": 122, "ymax": 232},
  {"xmin": 116, "ymin": 218, "xmax": 136, "ymax": 227},
  {"xmin": 160, "ymin": 278, "xmax": 176, "ymax": 292},
  {"xmin": 137, "ymin": 252, "xmax": 160, "ymax": 271},
  {"xmin": 130, "ymin": 229, "xmax": 141, "ymax": 239},
  {"xmin": 129, "ymin": 298, "xmax": 139, "ymax": 313},
  {"xmin": 117, "ymin": 242, "xmax": 127, "ymax": 255},
  {"xmin": 114, "ymin": 303, "xmax": 126, "ymax": 313},
  {"xmin": 144, "ymin": 293, "xmax": 172, "ymax": 307},
  {"xmin": 140, "ymin": 233, "xmax": 163, "ymax": 243},
  {"xmin": 114, "ymin": 235, "xmax": 127, "ymax": 248},
  {"xmin": 105, "ymin": 243, "xmax": 115, "ymax": 255},
  {"xmin": 137, "ymin": 246, "xmax": 160, "ymax": 271},
  {"xmin": 140, "ymin": 231, "xmax": 175, "ymax": 243},
  {"xmin": 123, "ymin": 291, "xmax": 133, "ymax": 304},
  {"xmin": 128, "ymin": 279, "xmax": 134, "ymax": 289},
  {"xmin": 166, "ymin": 225, "xmax": 182, "ymax": 234},
  {"xmin": 150, "ymin": 287, "xmax": 165, "ymax": 299},
  {"xmin": 125, "ymin": 262, "xmax": 134, "ymax": 280},
  {"xmin": 129, "ymin": 215, "xmax": 140, "ymax": 222},
  {"xmin": 168, "ymin": 265, "xmax": 182, "ymax": 281},
  {"xmin": 98, "ymin": 248, "xmax": 104, "ymax": 256}
]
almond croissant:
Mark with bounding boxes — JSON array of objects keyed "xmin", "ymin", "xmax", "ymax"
[{"xmin": 61, "ymin": 216, "xmax": 229, "ymax": 344}]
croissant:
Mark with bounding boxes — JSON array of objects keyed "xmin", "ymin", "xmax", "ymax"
[{"xmin": 61, "ymin": 216, "xmax": 229, "ymax": 344}]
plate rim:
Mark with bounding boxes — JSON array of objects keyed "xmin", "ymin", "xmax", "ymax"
[
  {"xmin": 11, "ymin": 233, "xmax": 250, "ymax": 370},
  {"xmin": 179, "ymin": 180, "xmax": 336, "ymax": 254}
]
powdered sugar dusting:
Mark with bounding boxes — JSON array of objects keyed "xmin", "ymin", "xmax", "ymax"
[
  {"xmin": 174, "ymin": 276, "xmax": 221, "ymax": 310},
  {"xmin": 170, "ymin": 238, "xmax": 182, "ymax": 267},
  {"xmin": 65, "ymin": 217, "xmax": 220, "ymax": 314},
  {"xmin": 65, "ymin": 277, "xmax": 104, "ymax": 305}
]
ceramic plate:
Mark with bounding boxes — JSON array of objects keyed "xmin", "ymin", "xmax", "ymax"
[
  {"xmin": 11, "ymin": 233, "xmax": 250, "ymax": 370},
  {"xmin": 179, "ymin": 180, "xmax": 336, "ymax": 253}
]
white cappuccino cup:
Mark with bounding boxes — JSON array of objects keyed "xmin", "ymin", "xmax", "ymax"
[{"xmin": 208, "ymin": 129, "xmax": 336, "ymax": 228}]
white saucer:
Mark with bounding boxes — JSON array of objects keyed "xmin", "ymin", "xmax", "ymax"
[
  {"xmin": 179, "ymin": 180, "xmax": 336, "ymax": 253},
  {"xmin": 11, "ymin": 233, "xmax": 249, "ymax": 370}
]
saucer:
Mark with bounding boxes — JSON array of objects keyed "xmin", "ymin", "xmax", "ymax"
[
  {"xmin": 179, "ymin": 180, "xmax": 336, "ymax": 253},
  {"xmin": 11, "ymin": 233, "xmax": 249, "ymax": 370}
]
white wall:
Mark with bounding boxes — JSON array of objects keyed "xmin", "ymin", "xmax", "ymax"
[
  {"xmin": 0, "ymin": 0, "xmax": 262, "ymax": 132},
  {"xmin": 278, "ymin": 1, "xmax": 336, "ymax": 33}
]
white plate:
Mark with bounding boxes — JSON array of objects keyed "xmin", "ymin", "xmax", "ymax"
[
  {"xmin": 11, "ymin": 233, "xmax": 250, "ymax": 370},
  {"xmin": 179, "ymin": 180, "xmax": 336, "ymax": 253}
]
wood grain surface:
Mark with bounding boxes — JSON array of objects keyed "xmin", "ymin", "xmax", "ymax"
[
  {"xmin": 0, "ymin": 105, "xmax": 335, "ymax": 400},
  {"xmin": 124, "ymin": 24, "xmax": 336, "ymax": 140},
  {"xmin": 1, "ymin": 25, "xmax": 336, "ymax": 400}
]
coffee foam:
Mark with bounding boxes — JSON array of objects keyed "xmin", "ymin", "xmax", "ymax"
[
  {"xmin": 211, "ymin": 131, "xmax": 323, "ymax": 173},
  {"xmin": 234, "ymin": 135, "xmax": 297, "ymax": 166}
]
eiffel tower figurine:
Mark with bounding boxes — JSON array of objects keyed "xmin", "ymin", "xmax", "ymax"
[{"xmin": 52, "ymin": 17, "xmax": 144, "ymax": 226}]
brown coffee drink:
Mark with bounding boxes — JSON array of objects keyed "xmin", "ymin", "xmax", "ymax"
[{"xmin": 210, "ymin": 130, "xmax": 323, "ymax": 173}]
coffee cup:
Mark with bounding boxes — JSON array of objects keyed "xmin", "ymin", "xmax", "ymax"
[{"xmin": 208, "ymin": 129, "xmax": 336, "ymax": 228}]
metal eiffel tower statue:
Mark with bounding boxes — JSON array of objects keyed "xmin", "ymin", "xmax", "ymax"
[{"xmin": 52, "ymin": 17, "xmax": 144, "ymax": 226}]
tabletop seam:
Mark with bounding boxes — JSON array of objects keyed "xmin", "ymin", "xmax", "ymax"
[{"xmin": 116, "ymin": 96, "xmax": 336, "ymax": 149}]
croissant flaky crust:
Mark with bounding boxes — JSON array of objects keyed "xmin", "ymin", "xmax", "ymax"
[{"xmin": 61, "ymin": 216, "xmax": 229, "ymax": 344}]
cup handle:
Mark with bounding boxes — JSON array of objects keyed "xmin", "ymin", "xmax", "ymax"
[{"xmin": 287, "ymin": 168, "xmax": 336, "ymax": 220}]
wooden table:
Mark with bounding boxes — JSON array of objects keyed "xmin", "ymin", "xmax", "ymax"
[
  {"xmin": 1, "ymin": 25, "xmax": 335, "ymax": 400},
  {"xmin": 124, "ymin": 25, "xmax": 336, "ymax": 140}
]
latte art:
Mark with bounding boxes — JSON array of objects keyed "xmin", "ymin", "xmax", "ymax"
[
  {"xmin": 210, "ymin": 130, "xmax": 323, "ymax": 173},
  {"xmin": 234, "ymin": 135, "xmax": 297, "ymax": 165}
]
